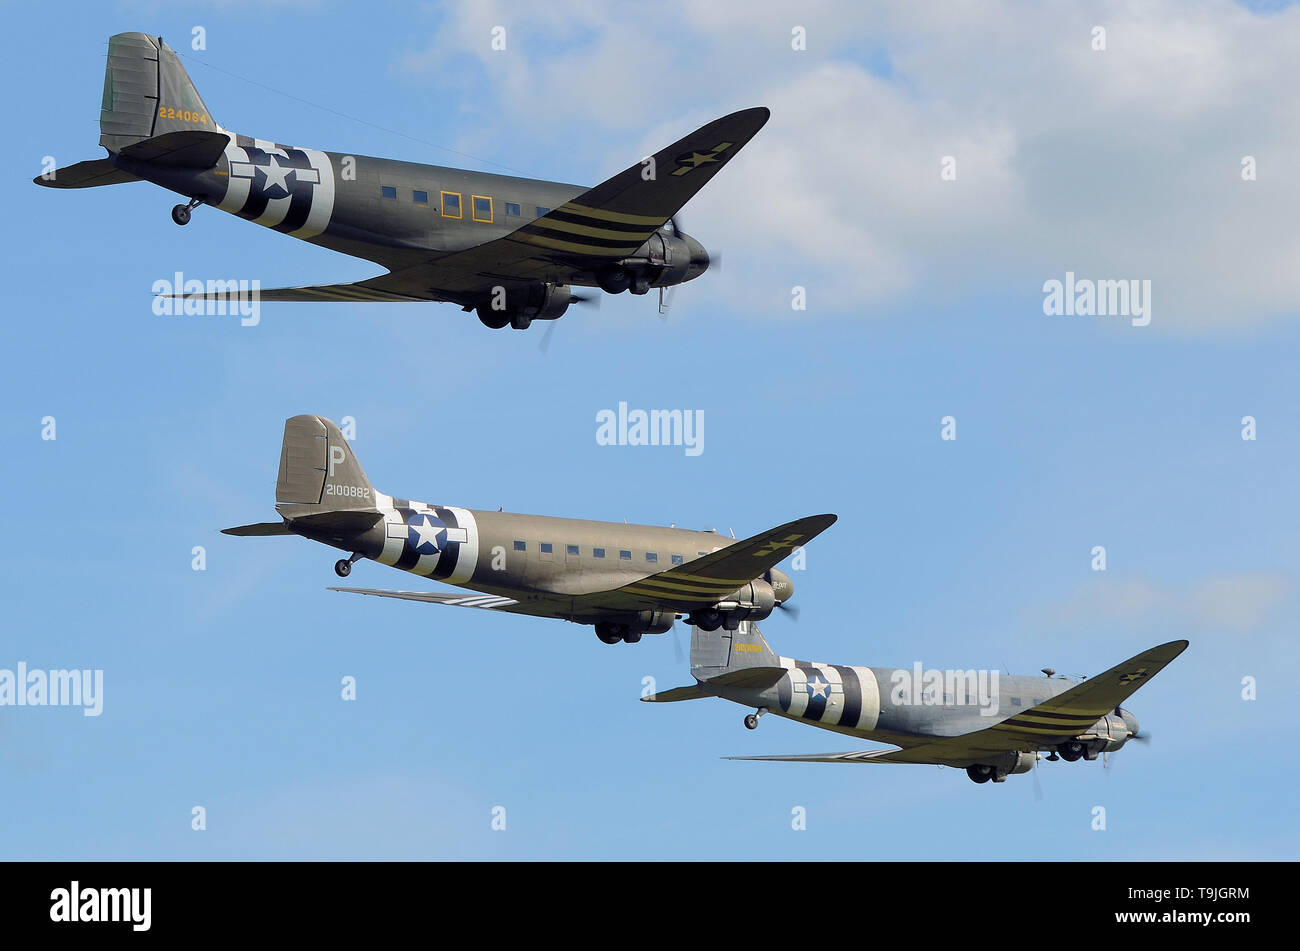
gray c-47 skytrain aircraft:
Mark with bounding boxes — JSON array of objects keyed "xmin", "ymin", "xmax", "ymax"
[
  {"xmin": 35, "ymin": 32, "xmax": 768, "ymax": 330},
  {"xmin": 223, "ymin": 415, "xmax": 835, "ymax": 645},
  {"xmin": 647, "ymin": 622, "xmax": 1187, "ymax": 783}
]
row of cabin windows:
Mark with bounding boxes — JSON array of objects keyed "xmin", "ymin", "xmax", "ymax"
[
  {"xmin": 378, "ymin": 187, "xmax": 551, "ymax": 224},
  {"xmin": 511, "ymin": 539, "xmax": 688, "ymax": 565}
]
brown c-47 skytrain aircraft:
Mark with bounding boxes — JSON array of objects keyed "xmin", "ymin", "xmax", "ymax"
[
  {"xmin": 224, "ymin": 416, "xmax": 835, "ymax": 645},
  {"xmin": 36, "ymin": 32, "xmax": 769, "ymax": 330}
]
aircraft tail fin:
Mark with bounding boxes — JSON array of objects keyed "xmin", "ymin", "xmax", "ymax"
[
  {"xmin": 99, "ymin": 32, "xmax": 223, "ymax": 154},
  {"xmin": 690, "ymin": 620, "xmax": 781, "ymax": 682},
  {"xmin": 273, "ymin": 415, "xmax": 379, "ymax": 521}
]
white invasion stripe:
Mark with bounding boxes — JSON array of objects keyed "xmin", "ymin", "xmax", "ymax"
[
  {"xmin": 854, "ymin": 665, "xmax": 882, "ymax": 731},
  {"xmin": 374, "ymin": 492, "xmax": 405, "ymax": 567},
  {"xmin": 229, "ymin": 162, "xmax": 255, "ymax": 179},
  {"xmin": 254, "ymin": 193, "xmax": 293, "ymax": 229},
  {"xmin": 292, "ymin": 147, "xmax": 335, "ymax": 240},
  {"xmin": 787, "ymin": 667, "xmax": 809, "ymax": 717},
  {"xmin": 217, "ymin": 144, "xmax": 251, "ymax": 213},
  {"xmin": 442, "ymin": 507, "xmax": 479, "ymax": 585}
]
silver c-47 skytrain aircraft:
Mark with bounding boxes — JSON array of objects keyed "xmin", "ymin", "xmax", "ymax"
[
  {"xmin": 35, "ymin": 33, "xmax": 769, "ymax": 330},
  {"xmin": 647, "ymin": 622, "xmax": 1187, "ymax": 783},
  {"xmin": 224, "ymin": 415, "xmax": 835, "ymax": 645}
]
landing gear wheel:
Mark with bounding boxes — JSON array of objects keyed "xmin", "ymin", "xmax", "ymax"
[
  {"xmin": 966, "ymin": 765, "xmax": 992, "ymax": 784},
  {"xmin": 334, "ymin": 559, "xmax": 352, "ymax": 578},
  {"xmin": 693, "ymin": 609, "xmax": 722, "ymax": 632},
  {"xmin": 744, "ymin": 714, "xmax": 759, "ymax": 730},
  {"xmin": 476, "ymin": 306, "xmax": 511, "ymax": 330},
  {"xmin": 509, "ymin": 312, "xmax": 532, "ymax": 330},
  {"xmin": 622, "ymin": 630, "xmax": 642, "ymax": 644},
  {"xmin": 594, "ymin": 623, "xmax": 623, "ymax": 645},
  {"xmin": 1058, "ymin": 741, "xmax": 1084, "ymax": 763},
  {"xmin": 171, "ymin": 203, "xmax": 192, "ymax": 226}
]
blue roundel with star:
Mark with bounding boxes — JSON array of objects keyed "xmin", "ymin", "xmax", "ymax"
[{"xmin": 407, "ymin": 512, "xmax": 449, "ymax": 556}]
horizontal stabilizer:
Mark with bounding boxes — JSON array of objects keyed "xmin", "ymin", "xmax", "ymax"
[
  {"xmin": 706, "ymin": 666, "xmax": 787, "ymax": 690},
  {"xmin": 291, "ymin": 511, "xmax": 384, "ymax": 533},
  {"xmin": 32, "ymin": 158, "xmax": 140, "ymax": 189},
  {"xmin": 221, "ymin": 521, "xmax": 291, "ymax": 536},
  {"xmin": 641, "ymin": 684, "xmax": 709, "ymax": 703},
  {"xmin": 118, "ymin": 130, "xmax": 229, "ymax": 168}
]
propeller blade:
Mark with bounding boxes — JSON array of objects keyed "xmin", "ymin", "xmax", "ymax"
[
  {"xmin": 776, "ymin": 601, "xmax": 800, "ymax": 621},
  {"xmin": 538, "ymin": 319, "xmax": 559, "ymax": 355}
]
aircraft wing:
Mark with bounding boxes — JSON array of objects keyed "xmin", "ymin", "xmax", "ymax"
[
  {"xmin": 328, "ymin": 587, "xmax": 527, "ymax": 613},
  {"xmin": 730, "ymin": 640, "xmax": 1189, "ymax": 767},
  {"xmin": 161, "ymin": 108, "xmax": 769, "ymax": 306},
  {"xmin": 406, "ymin": 106, "xmax": 771, "ymax": 293},
  {"xmin": 572, "ymin": 513, "xmax": 835, "ymax": 615}
]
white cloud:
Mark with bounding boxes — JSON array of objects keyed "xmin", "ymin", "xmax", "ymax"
[
  {"xmin": 398, "ymin": 0, "xmax": 1300, "ymax": 331},
  {"xmin": 1024, "ymin": 571, "xmax": 1293, "ymax": 635}
]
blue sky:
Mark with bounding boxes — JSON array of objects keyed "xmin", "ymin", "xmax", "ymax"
[{"xmin": 1, "ymin": 1, "xmax": 1296, "ymax": 859}]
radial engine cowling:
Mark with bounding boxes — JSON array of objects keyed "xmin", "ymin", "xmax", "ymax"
[
  {"xmin": 477, "ymin": 283, "xmax": 573, "ymax": 329},
  {"xmin": 629, "ymin": 610, "xmax": 675, "ymax": 636},
  {"xmin": 717, "ymin": 579, "xmax": 777, "ymax": 623}
]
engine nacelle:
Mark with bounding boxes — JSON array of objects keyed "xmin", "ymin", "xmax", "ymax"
[
  {"xmin": 715, "ymin": 579, "xmax": 777, "ymax": 625},
  {"xmin": 628, "ymin": 610, "xmax": 675, "ymax": 636},
  {"xmin": 476, "ymin": 283, "xmax": 573, "ymax": 329}
]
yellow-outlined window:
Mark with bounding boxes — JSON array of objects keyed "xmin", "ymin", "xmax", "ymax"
[
  {"xmin": 471, "ymin": 195, "xmax": 493, "ymax": 223},
  {"xmin": 440, "ymin": 191, "xmax": 462, "ymax": 219}
]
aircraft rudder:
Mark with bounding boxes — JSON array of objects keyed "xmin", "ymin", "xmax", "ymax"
[{"xmin": 99, "ymin": 32, "xmax": 222, "ymax": 154}]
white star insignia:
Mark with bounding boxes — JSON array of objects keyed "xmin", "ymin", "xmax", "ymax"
[
  {"xmin": 411, "ymin": 516, "xmax": 442, "ymax": 552},
  {"xmin": 258, "ymin": 154, "xmax": 293, "ymax": 193}
]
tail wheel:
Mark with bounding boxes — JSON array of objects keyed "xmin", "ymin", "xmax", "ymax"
[{"xmin": 334, "ymin": 559, "xmax": 352, "ymax": 578}]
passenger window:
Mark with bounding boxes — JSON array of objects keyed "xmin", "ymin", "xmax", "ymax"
[
  {"xmin": 566, "ymin": 544, "xmax": 579, "ymax": 556},
  {"xmin": 472, "ymin": 195, "xmax": 493, "ymax": 222},
  {"xmin": 513, "ymin": 540, "xmax": 526, "ymax": 552},
  {"xmin": 505, "ymin": 202, "xmax": 521, "ymax": 216},
  {"xmin": 413, "ymin": 190, "xmax": 429, "ymax": 204},
  {"xmin": 540, "ymin": 543, "xmax": 553, "ymax": 554},
  {"xmin": 619, "ymin": 550, "xmax": 631, "ymax": 560},
  {"xmin": 593, "ymin": 548, "xmax": 605, "ymax": 558},
  {"xmin": 671, "ymin": 554, "xmax": 683, "ymax": 565},
  {"xmin": 441, "ymin": 191, "xmax": 462, "ymax": 218},
  {"xmin": 380, "ymin": 186, "xmax": 397, "ymax": 199},
  {"xmin": 536, "ymin": 206, "xmax": 551, "ymax": 216},
  {"xmin": 645, "ymin": 552, "xmax": 658, "ymax": 563}
]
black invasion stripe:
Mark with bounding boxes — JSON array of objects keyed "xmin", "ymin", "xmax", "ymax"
[
  {"xmin": 799, "ymin": 666, "xmax": 828, "ymax": 722},
  {"xmin": 999, "ymin": 719, "xmax": 1086, "ymax": 733},
  {"xmin": 625, "ymin": 578, "xmax": 736, "ymax": 596},
  {"xmin": 1019, "ymin": 709, "xmax": 1101, "ymax": 721},
  {"xmin": 237, "ymin": 149, "xmax": 271, "ymax": 220},
  {"xmin": 834, "ymin": 665, "xmax": 861, "ymax": 729},
  {"xmin": 521, "ymin": 225, "xmax": 645, "ymax": 251},
  {"xmin": 272, "ymin": 149, "xmax": 315, "ymax": 234},
  {"xmin": 545, "ymin": 209, "xmax": 655, "ymax": 234},
  {"xmin": 393, "ymin": 507, "xmax": 422, "ymax": 571},
  {"xmin": 428, "ymin": 506, "xmax": 462, "ymax": 581}
]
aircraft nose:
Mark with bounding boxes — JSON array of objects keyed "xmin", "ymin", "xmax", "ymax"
[{"xmin": 684, "ymin": 234, "xmax": 710, "ymax": 281}]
